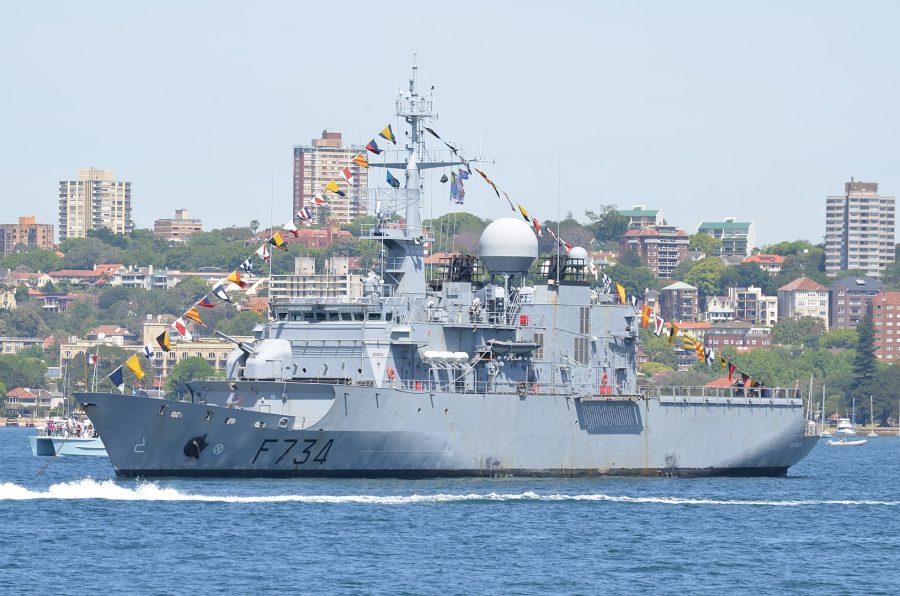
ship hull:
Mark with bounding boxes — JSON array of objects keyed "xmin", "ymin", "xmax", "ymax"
[{"xmin": 76, "ymin": 386, "xmax": 818, "ymax": 478}]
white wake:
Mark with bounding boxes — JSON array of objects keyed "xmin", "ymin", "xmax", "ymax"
[{"xmin": 1, "ymin": 479, "xmax": 897, "ymax": 506}]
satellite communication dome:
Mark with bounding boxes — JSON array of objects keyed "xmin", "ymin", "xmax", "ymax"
[
  {"xmin": 567, "ymin": 246, "xmax": 589, "ymax": 266},
  {"xmin": 478, "ymin": 218, "xmax": 539, "ymax": 274}
]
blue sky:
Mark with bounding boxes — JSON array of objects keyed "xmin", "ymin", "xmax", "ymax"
[{"xmin": 2, "ymin": 1, "xmax": 898, "ymax": 246}]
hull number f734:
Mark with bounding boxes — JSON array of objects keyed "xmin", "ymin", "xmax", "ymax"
[{"xmin": 252, "ymin": 438, "xmax": 334, "ymax": 465}]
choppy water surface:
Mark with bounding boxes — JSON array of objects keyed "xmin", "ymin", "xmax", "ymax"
[{"xmin": 1, "ymin": 428, "xmax": 898, "ymax": 594}]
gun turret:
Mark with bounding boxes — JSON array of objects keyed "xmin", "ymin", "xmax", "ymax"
[{"xmin": 215, "ymin": 331, "xmax": 253, "ymax": 355}]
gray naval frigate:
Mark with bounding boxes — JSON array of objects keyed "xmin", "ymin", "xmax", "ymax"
[{"xmin": 76, "ymin": 66, "xmax": 819, "ymax": 477}]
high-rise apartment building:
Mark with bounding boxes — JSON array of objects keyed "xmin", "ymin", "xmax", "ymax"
[
  {"xmin": 293, "ymin": 131, "xmax": 369, "ymax": 225},
  {"xmin": 697, "ymin": 218, "xmax": 756, "ymax": 256},
  {"xmin": 825, "ymin": 179, "xmax": 895, "ymax": 278},
  {"xmin": 58, "ymin": 168, "xmax": 132, "ymax": 241},
  {"xmin": 0, "ymin": 215, "xmax": 54, "ymax": 256},
  {"xmin": 620, "ymin": 226, "xmax": 689, "ymax": 278}
]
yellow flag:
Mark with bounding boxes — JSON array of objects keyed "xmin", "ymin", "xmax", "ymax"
[
  {"xmin": 226, "ymin": 271, "xmax": 247, "ymax": 289},
  {"xmin": 615, "ymin": 282, "xmax": 626, "ymax": 305},
  {"xmin": 268, "ymin": 232, "xmax": 288, "ymax": 251},
  {"xmin": 125, "ymin": 354, "xmax": 145, "ymax": 380},
  {"xmin": 379, "ymin": 124, "xmax": 395, "ymax": 144},
  {"xmin": 184, "ymin": 307, "xmax": 202, "ymax": 324},
  {"xmin": 324, "ymin": 180, "xmax": 340, "ymax": 193},
  {"xmin": 695, "ymin": 343, "xmax": 706, "ymax": 361},
  {"xmin": 155, "ymin": 330, "xmax": 171, "ymax": 352},
  {"xmin": 668, "ymin": 322, "xmax": 679, "ymax": 344},
  {"xmin": 517, "ymin": 204, "xmax": 530, "ymax": 222}
]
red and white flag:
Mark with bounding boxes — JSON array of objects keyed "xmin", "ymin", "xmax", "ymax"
[
  {"xmin": 172, "ymin": 317, "xmax": 192, "ymax": 341},
  {"xmin": 653, "ymin": 315, "xmax": 665, "ymax": 337},
  {"xmin": 340, "ymin": 166, "xmax": 354, "ymax": 186},
  {"xmin": 87, "ymin": 354, "xmax": 98, "ymax": 365}
]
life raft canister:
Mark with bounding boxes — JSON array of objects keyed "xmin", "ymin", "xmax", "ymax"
[
  {"xmin": 387, "ymin": 367, "xmax": 397, "ymax": 380},
  {"xmin": 600, "ymin": 371, "xmax": 612, "ymax": 395}
]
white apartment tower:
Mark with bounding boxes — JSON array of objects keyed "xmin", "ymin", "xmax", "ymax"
[
  {"xmin": 293, "ymin": 131, "xmax": 368, "ymax": 225},
  {"xmin": 825, "ymin": 179, "xmax": 895, "ymax": 278},
  {"xmin": 58, "ymin": 168, "xmax": 133, "ymax": 241}
]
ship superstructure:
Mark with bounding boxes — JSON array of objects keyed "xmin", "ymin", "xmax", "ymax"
[{"xmin": 76, "ymin": 66, "xmax": 818, "ymax": 477}]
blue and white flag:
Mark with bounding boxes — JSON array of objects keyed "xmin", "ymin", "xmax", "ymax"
[
  {"xmin": 212, "ymin": 284, "xmax": 232, "ymax": 303},
  {"xmin": 386, "ymin": 171, "xmax": 401, "ymax": 188},
  {"xmin": 240, "ymin": 258, "xmax": 254, "ymax": 277},
  {"xmin": 108, "ymin": 366, "xmax": 125, "ymax": 394}
]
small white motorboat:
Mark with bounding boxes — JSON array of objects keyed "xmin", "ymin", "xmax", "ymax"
[
  {"xmin": 29, "ymin": 434, "xmax": 107, "ymax": 457},
  {"xmin": 827, "ymin": 438, "xmax": 867, "ymax": 446},
  {"xmin": 835, "ymin": 418, "xmax": 856, "ymax": 436}
]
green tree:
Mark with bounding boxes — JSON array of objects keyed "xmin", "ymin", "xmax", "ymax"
[
  {"xmin": 167, "ymin": 356, "xmax": 216, "ymax": 398},
  {"xmin": 14, "ymin": 286, "xmax": 30, "ymax": 302},
  {"xmin": 0, "ymin": 245, "xmax": 62, "ymax": 272},
  {"xmin": 618, "ymin": 250, "xmax": 642, "ymax": 268},
  {"xmin": 764, "ymin": 240, "xmax": 819, "ymax": 256},
  {"xmin": 818, "ymin": 328, "xmax": 858, "ymax": 349},
  {"xmin": 683, "ymin": 257, "xmax": 727, "ymax": 301},
  {"xmin": 639, "ymin": 329, "xmax": 677, "ymax": 369},
  {"xmin": 585, "ymin": 205, "xmax": 628, "ymax": 245},
  {"xmin": 7, "ymin": 303, "xmax": 50, "ymax": 337},
  {"xmin": 0, "ymin": 353, "xmax": 48, "ymax": 389},
  {"xmin": 640, "ymin": 362, "xmax": 674, "ymax": 377},
  {"xmin": 848, "ymin": 313, "xmax": 877, "ymax": 406},
  {"xmin": 772, "ymin": 316, "xmax": 825, "ymax": 347},
  {"xmin": 718, "ymin": 263, "xmax": 775, "ymax": 295},
  {"xmin": 688, "ymin": 233, "xmax": 723, "ymax": 255},
  {"xmin": 216, "ymin": 311, "xmax": 265, "ymax": 336},
  {"xmin": 603, "ymin": 263, "xmax": 659, "ymax": 299}
]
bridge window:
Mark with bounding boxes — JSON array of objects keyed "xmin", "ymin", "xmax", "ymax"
[{"xmin": 368, "ymin": 313, "xmax": 382, "ymax": 321}]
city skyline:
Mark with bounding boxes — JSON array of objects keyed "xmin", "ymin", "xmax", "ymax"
[{"xmin": 2, "ymin": 2, "xmax": 899, "ymax": 246}]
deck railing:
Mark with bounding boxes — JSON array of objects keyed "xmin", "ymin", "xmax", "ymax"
[{"xmin": 639, "ymin": 385, "xmax": 801, "ymax": 400}]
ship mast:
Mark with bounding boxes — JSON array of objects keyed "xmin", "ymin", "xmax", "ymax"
[{"xmin": 365, "ymin": 58, "xmax": 464, "ymax": 298}]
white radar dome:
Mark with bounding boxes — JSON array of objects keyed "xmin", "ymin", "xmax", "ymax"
[
  {"xmin": 478, "ymin": 218, "xmax": 539, "ymax": 274},
  {"xmin": 567, "ymin": 246, "xmax": 589, "ymax": 265}
]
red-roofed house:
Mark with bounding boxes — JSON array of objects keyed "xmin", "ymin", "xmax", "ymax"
[
  {"xmin": 244, "ymin": 297, "xmax": 269, "ymax": 317},
  {"xmin": 47, "ymin": 264, "xmax": 124, "ymax": 285},
  {"xmin": 3, "ymin": 387, "xmax": 63, "ymax": 416},
  {"xmin": 742, "ymin": 253, "xmax": 785, "ymax": 274},
  {"xmin": 86, "ymin": 325, "xmax": 137, "ymax": 346}
]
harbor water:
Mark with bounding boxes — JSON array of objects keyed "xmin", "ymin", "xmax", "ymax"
[{"xmin": 1, "ymin": 427, "xmax": 898, "ymax": 595}]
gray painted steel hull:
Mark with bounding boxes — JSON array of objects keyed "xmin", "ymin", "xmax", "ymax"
[{"xmin": 76, "ymin": 386, "xmax": 818, "ymax": 478}]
